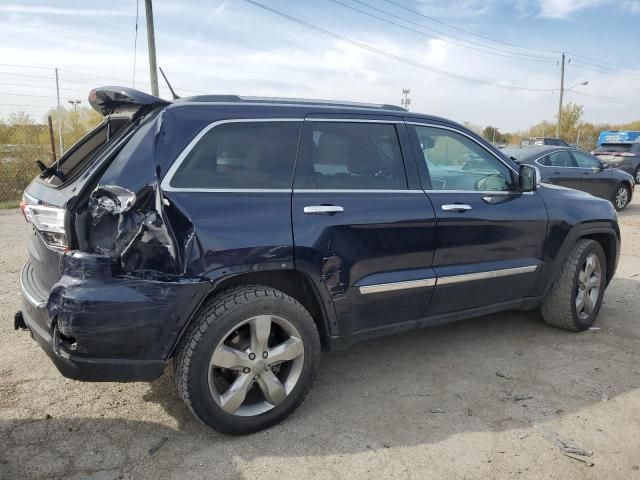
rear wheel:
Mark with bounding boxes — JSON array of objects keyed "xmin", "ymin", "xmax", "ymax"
[
  {"xmin": 634, "ymin": 166, "xmax": 640, "ymax": 185},
  {"xmin": 612, "ymin": 184, "xmax": 630, "ymax": 211},
  {"xmin": 175, "ymin": 285, "xmax": 321, "ymax": 434},
  {"xmin": 540, "ymin": 239, "xmax": 606, "ymax": 331}
]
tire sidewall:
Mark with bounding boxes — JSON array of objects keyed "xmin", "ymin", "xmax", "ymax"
[
  {"xmin": 185, "ymin": 292, "xmax": 320, "ymax": 434},
  {"xmin": 569, "ymin": 242, "xmax": 606, "ymax": 330},
  {"xmin": 612, "ymin": 185, "xmax": 629, "ymax": 211}
]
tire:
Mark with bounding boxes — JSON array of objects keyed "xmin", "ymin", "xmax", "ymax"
[
  {"xmin": 611, "ymin": 184, "xmax": 630, "ymax": 211},
  {"xmin": 175, "ymin": 285, "xmax": 321, "ymax": 434},
  {"xmin": 634, "ymin": 166, "xmax": 640, "ymax": 185},
  {"xmin": 540, "ymin": 239, "xmax": 606, "ymax": 332}
]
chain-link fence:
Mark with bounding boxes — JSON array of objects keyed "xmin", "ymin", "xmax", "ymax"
[{"xmin": 0, "ymin": 127, "xmax": 49, "ymax": 207}]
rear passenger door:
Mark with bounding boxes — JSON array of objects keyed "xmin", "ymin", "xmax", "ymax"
[
  {"xmin": 536, "ymin": 150, "xmax": 582, "ymax": 190},
  {"xmin": 292, "ymin": 116, "xmax": 437, "ymax": 335},
  {"xmin": 407, "ymin": 122, "xmax": 547, "ymax": 315}
]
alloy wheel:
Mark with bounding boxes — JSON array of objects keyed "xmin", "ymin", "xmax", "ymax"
[
  {"xmin": 635, "ymin": 169, "xmax": 640, "ymax": 184},
  {"xmin": 208, "ymin": 315, "xmax": 305, "ymax": 417},
  {"xmin": 575, "ymin": 253, "xmax": 601, "ymax": 320},
  {"xmin": 615, "ymin": 187, "xmax": 628, "ymax": 210}
]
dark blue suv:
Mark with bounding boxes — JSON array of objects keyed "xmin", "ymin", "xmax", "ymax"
[{"xmin": 17, "ymin": 87, "xmax": 620, "ymax": 434}]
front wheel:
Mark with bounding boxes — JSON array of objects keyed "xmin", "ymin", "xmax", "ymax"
[
  {"xmin": 612, "ymin": 184, "xmax": 630, "ymax": 211},
  {"xmin": 175, "ymin": 285, "xmax": 321, "ymax": 434},
  {"xmin": 540, "ymin": 239, "xmax": 606, "ymax": 331}
]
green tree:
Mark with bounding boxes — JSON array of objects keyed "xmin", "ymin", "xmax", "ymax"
[{"xmin": 557, "ymin": 102, "xmax": 584, "ymax": 143}]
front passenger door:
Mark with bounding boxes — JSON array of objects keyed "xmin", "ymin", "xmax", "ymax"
[
  {"xmin": 407, "ymin": 123, "xmax": 548, "ymax": 315},
  {"xmin": 571, "ymin": 150, "xmax": 611, "ymax": 199}
]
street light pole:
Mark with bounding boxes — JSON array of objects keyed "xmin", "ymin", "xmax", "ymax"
[{"xmin": 556, "ymin": 52, "xmax": 565, "ymax": 140}]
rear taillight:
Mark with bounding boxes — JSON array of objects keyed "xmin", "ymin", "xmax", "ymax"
[{"xmin": 20, "ymin": 197, "xmax": 67, "ymax": 250}]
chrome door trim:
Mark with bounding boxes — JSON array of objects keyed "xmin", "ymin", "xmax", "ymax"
[
  {"xmin": 406, "ymin": 121, "xmax": 519, "ymax": 174},
  {"xmin": 437, "ymin": 265, "xmax": 539, "ymax": 286},
  {"xmin": 359, "ymin": 278, "xmax": 436, "ymax": 295},
  {"xmin": 358, "ymin": 265, "xmax": 538, "ymax": 295},
  {"xmin": 161, "ymin": 118, "xmax": 304, "ymax": 192}
]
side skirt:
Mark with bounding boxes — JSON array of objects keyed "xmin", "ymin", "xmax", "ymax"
[{"xmin": 325, "ymin": 297, "xmax": 543, "ymax": 351}]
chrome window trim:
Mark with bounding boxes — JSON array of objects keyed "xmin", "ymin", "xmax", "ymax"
[
  {"xmin": 436, "ymin": 265, "xmax": 539, "ymax": 286},
  {"xmin": 406, "ymin": 122, "xmax": 519, "ymax": 175},
  {"xmin": 294, "ymin": 189, "xmax": 423, "ymax": 194},
  {"xmin": 532, "ymin": 149, "xmax": 601, "ymax": 169},
  {"xmin": 305, "ymin": 118, "xmax": 402, "ymax": 124},
  {"xmin": 359, "ymin": 278, "xmax": 436, "ymax": 295},
  {"xmin": 161, "ymin": 118, "xmax": 304, "ymax": 192},
  {"xmin": 423, "ymin": 190, "xmax": 533, "ymax": 195}
]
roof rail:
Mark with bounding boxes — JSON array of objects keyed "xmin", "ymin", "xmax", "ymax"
[{"xmin": 175, "ymin": 94, "xmax": 407, "ymax": 112}]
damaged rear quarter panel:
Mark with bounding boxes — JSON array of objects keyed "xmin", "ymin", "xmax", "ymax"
[{"xmin": 52, "ymin": 104, "xmax": 295, "ymax": 361}]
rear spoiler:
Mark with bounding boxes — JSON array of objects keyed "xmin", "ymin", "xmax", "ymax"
[{"xmin": 89, "ymin": 86, "xmax": 170, "ymax": 116}]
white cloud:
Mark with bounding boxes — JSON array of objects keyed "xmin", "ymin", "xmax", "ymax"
[{"xmin": 537, "ymin": 0, "xmax": 606, "ymax": 17}]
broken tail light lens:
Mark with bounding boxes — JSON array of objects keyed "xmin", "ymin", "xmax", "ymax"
[{"xmin": 20, "ymin": 198, "xmax": 68, "ymax": 250}]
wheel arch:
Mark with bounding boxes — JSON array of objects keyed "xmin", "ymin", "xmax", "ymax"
[
  {"xmin": 542, "ymin": 224, "xmax": 620, "ymax": 297},
  {"xmin": 169, "ymin": 269, "xmax": 333, "ymax": 357}
]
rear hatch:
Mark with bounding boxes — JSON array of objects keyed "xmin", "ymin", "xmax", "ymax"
[
  {"xmin": 21, "ymin": 87, "xmax": 169, "ymax": 293},
  {"xmin": 593, "ymin": 143, "xmax": 638, "ymax": 161}
]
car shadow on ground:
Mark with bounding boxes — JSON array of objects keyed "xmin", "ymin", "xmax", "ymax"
[{"xmin": 2, "ymin": 276, "xmax": 639, "ymax": 479}]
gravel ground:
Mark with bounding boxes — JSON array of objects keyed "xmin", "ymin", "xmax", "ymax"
[{"xmin": 1, "ymin": 199, "xmax": 639, "ymax": 480}]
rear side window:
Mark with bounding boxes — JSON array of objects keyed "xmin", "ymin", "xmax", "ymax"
[
  {"xmin": 294, "ymin": 122, "xmax": 407, "ymax": 189},
  {"xmin": 540, "ymin": 151, "xmax": 574, "ymax": 167},
  {"xmin": 169, "ymin": 121, "xmax": 301, "ymax": 189},
  {"xmin": 572, "ymin": 151, "xmax": 601, "ymax": 168}
]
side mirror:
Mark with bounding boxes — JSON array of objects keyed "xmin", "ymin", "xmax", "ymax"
[{"xmin": 519, "ymin": 164, "xmax": 540, "ymax": 192}]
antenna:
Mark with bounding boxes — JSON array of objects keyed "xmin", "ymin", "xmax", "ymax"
[{"xmin": 159, "ymin": 66, "xmax": 180, "ymax": 99}]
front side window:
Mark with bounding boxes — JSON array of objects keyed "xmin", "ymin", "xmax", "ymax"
[
  {"xmin": 294, "ymin": 122, "xmax": 407, "ymax": 189},
  {"xmin": 573, "ymin": 151, "xmax": 602, "ymax": 168},
  {"xmin": 169, "ymin": 121, "xmax": 301, "ymax": 189},
  {"xmin": 412, "ymin": 126, "xmax": 513, "ymax": 191}
]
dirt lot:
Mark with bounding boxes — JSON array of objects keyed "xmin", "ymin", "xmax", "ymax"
[{"xmin": 1, "ymin": 199, "xmax": 639, "ymax": 480}]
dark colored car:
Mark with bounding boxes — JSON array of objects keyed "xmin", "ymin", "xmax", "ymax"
[
  {"xmin": 521, "ymin": 137, "xmax": 570, "ymax": 147},
  {"xmin": 592, "ymin": 142, "xmax": 640, "ymax": 185},
  {"xmin": 503, "ymin": 145, "xmax": 634, "ymax": 211},
  {"xmin": 17, "ymin": 87, "xmax": 621, "ymax": 434}
]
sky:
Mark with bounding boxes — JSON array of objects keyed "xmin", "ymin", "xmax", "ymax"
[{"xmin": 0, "ymin": 0, "xmax": 639, "ymax": 131}]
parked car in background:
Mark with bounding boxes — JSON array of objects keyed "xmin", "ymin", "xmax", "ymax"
[
  {"xmin": 17, "ymin": 87, "xmax": 621, "ymax": 434},
  {"xmin": 503, "ymin": 145, "xmax": 634, "ymax": 211},
  {"xmin": 597, "ymin": 130, "xmax": 640, "ymax": 146},
  {"xmin": 592, "ymin": 142, "xmax": 640, "ymax": 184},
  {"xmin": 521, "ymin": 137, "xmax": 570, "ymax": 147}
]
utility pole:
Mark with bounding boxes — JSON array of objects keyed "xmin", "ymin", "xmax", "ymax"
[
  {"xmin": 401, "ymin": 88, "xmax": 411, "ymax": 109},
  {"xmin": 145, "ymin": 0, "xmax": 159, "ymax": 96},
  {"xmin": 556, "ymin": 52, "xmax": 565, "ymax": 140},
  {"xmin": 54, "ymin": 68, "xmax": 64, "ymax": 155}
]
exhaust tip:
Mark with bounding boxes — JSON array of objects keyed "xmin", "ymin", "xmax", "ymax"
[{"xmin": 14, "ymin": 311, "xmax": 28, "ymax": 331}]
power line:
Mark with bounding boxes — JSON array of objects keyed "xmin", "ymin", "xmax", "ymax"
[
  {"xmin": 567, "ymin": 90, "xmax": 640, "ymax": 107},
  {"xmin": 335, "ymin": 0, "xmax": 556, "ymax": 62},
  {"xmin": 243, "ymin": 0, "xmax": 556, "ymax": 92},
  {"xmin": 327, "ymin": 0, "xmax": 555, "ymax": 63},
  {"xmin": 569, "ymin": 60, "xmax": 640, "ymax": 81},
  {"xmin": 379, "ymin": 0, "xmax": 559, "ymax": 55}
]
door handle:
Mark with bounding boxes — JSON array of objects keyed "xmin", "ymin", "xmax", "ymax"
[
  {"xmin": 441, "ymin": 204, "xmax": 472, "ymax": 212},
  {"xmin": 303, "ymin": 205, "xmax": 344, "ymax": 214}
]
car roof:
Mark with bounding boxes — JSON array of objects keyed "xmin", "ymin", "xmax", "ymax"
[
  {"xmin": 502, "ymin": 145, "xmax": 576, "ymax": 161},
  {"xmin": 167, "ymin": 94, "xmax": 460, "ymax": 124}
]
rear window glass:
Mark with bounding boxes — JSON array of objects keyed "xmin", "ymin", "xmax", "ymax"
[
  {"xmin": 595, "ymin": 144, "xmax": 632, "ymax": 152},
  {"xmin": 294, "ymin": 122, "xmax": 407, "ymax": 190},
  {"xmin": 169, "ymin": 121, "xmax": 301, "ymax": 189}
]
